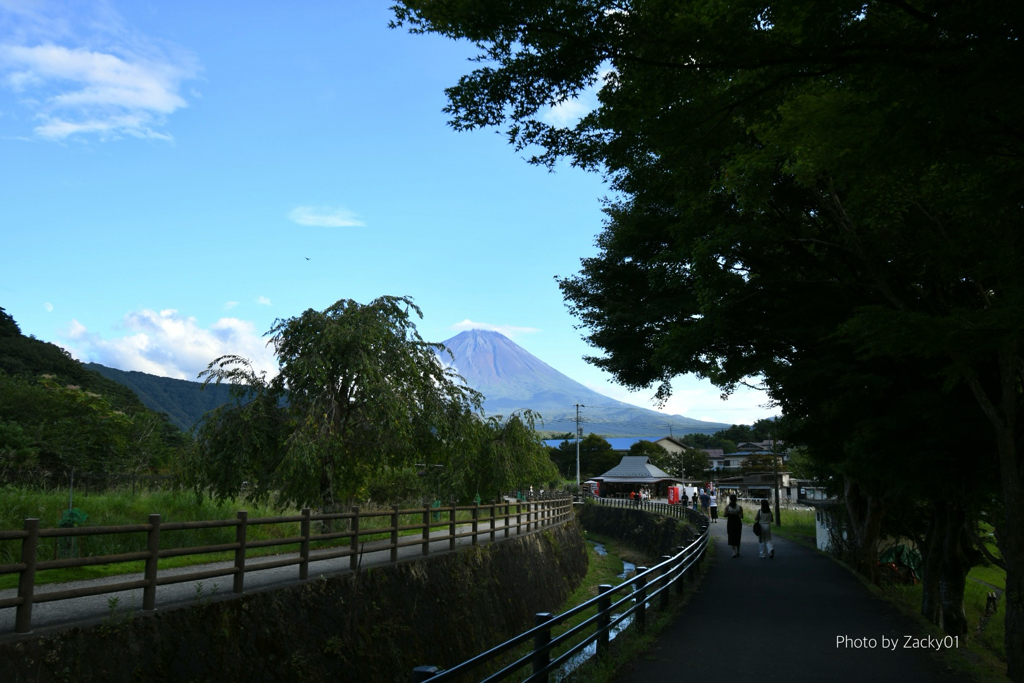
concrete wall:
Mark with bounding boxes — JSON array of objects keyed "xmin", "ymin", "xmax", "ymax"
[{"xmin": 0, "ymin": 519, "xmax": 588, "ymax": 683}]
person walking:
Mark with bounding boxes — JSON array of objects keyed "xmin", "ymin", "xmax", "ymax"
[
  {"xmin": 755, "ymin": 499, "xmax": 775, "ymax": 559},
  {"xmin": 699, "ymin": 489, "xmax": 710, "ymax": 516},
  {"xmin": 724, "ymin": 494, "xmax": 744, "ymax": 557},
  {"xmin": 709, "ymin": 491, "xmax": 718, "ymax": 523}
]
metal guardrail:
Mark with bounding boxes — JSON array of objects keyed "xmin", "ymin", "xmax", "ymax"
[
  {"xmin": 0, "ymin": 494, "xmax": 574, "ymax": 634},
  {"xmin": 411, "ymin": 498, "xmax": 711, "ymax": 682}
]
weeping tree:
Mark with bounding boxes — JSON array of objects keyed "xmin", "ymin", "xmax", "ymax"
[{"xmin": 183, "ymin": 295, "xmax": 482, "ymax": 513}]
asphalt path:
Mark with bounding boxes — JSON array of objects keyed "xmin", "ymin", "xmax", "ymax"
[
  {"xmin": 614, "ymin": 515, "xmax": 963, "ymax": 683},
  {"xmin": 0, "ymin": 514, "xmax": 538, "ymax": 640}
]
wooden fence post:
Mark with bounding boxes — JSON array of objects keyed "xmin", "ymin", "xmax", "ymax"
[
  {"xmin": 596, "ymin": 584, "xmax": 613, "ymax": 658},
  {"xmin": 516, "ymin": 503, "xmax": 522, "ymax": 535},
  {"xmin": 472, "ymin": 503, "xmax": 479, "ymax": 546},
  {"xmin": 532, "ymin": 612, "xmax": 554, "ymax": 681},
  {"xmin": 422, "ymin": 506, "xmax": 430, "ymax": 556},
  {"xmin": 233, "ymin": 510, "xmax": 247, "ymax": 594},
  {"xmin": 449, "ymin": 501, "xmax": 456, "ymax": 551},
  {"xmin": 143, "ymin": 513, "xmax": 160, "ymax": 610},
  {"xmin": 299, "ymin": 508, "xmax": 311, "ymax": 581},
  {"xmin": 504, "ymin": 501, "xmax": 510, "ymax": 538},
  {"xmin": 350, "ymin": 507, "xmax": 360, "ymax": 571},
  {"xmin": 490, "ymin": 501, "xmax": 496, "ymax": 543},
  {"xmin": 14, "ymin": 518, "xmax": 39, "ymax": 634},
  {"xmin": 634, "ymin": 568, "xmax": 647, "ymax": 634},
  {"xmin": 391, "ymin": 505, "xmax": 400, "ymax": 563}
]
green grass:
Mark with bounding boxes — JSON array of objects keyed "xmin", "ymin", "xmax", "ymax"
[
  {"xmin": 0, "ymin": 486, "xmax": 538, "ymax": 590},
  {"xmin": 769, "ymin": 507, "xmax": 817, "ymax": 547}
]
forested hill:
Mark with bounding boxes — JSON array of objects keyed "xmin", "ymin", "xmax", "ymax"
[
  {"xmin": 85, "ymin": 364, "xmax": 236, "ymax": 432},
  {"xmin": 0, "ymin": 308, "xmax": 144, "ymax": 414}
]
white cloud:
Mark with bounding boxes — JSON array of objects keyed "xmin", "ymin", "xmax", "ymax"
[
  {"xmin": 542, "ymin": 97, "xmax": 591, "ymax": 127},
  {"xmin": 288, "ymin": 205, "xmax": 365, "ymax": 227},
  {"xmin": 451, "ymin": 319, "xmax": 541, "ymax": 338},
  {"xmin": 43, "ymin": 302, "xmax": 53, "ymax": 312},
  {"xmin": 539, "ymin": 67, "xmax": 615, "ymax": 127},
  {"xmin": 0, "ymin": 2, "xmax": 201, "ymax": 140},
  {"xmin": 256, "ymin": 296, "xmax": 271, "ymax": 306},
  {"xmin": 60, "ymin": 308, "xmax": 277, "ymax": 381},
  {"xmin": 224, "ymin": 301, "xmax": 239, "ymax": 310},
  {"xmin": 580, "ymin": 376, "xmax": 778, "ymax": 427}
]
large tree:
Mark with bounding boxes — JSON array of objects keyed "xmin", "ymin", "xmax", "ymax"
[
  {"xmin": 184, "ymin": 296, "xmax": 483, "ymax": 512},
  {"xmin": 394, "ymin": 1, "xmax": 1024, "ymax": 675}
]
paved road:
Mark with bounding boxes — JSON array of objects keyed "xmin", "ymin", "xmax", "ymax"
[
  {"xmin": 615, "ymin": 516, "xmax": 963, "ymax": 683},
  {"xmin": 0, "ymin": 514, "xmax": 541, "ymax": 640}
]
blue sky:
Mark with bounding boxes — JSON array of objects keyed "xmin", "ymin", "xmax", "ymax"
[{"xmin": 0, "ymin": 1, "xmax": 776, "ymax": 426}]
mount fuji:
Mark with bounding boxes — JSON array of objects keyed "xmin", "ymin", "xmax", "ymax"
[{"xmin": 439, "ymin": 329, "xmax": 728, "ymax": 437}]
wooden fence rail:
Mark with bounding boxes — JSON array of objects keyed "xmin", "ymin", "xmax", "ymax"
[
  {"xmin": 0, "ymin": 493, "xmax": 574, "ymax": 635},
  {"xmin": 412, "ymin": 499, "xmax": 711, "ymax": 683}
]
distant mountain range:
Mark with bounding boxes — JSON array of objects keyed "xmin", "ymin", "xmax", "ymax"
[
  {"xmin": 439, "ymin": 330, "xmax": 728, "ymax": 437},
  {"xmin": 85, "ymin": 363, "xmax": 236, "ymax": 432},
  {"xmin": 82, "ymin": 329, "xmax": 729, "ymax": 437}
]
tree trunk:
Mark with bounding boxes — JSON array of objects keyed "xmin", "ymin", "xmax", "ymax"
[
  {"xmin": 963, "ymin": 345, "xmax": 1023, "ymax": 682},
  {"xmin": 939, "ymin": 504, "xmax": 970, "ymax": 636},
  {"xmin": 920, "ymin": 508, "xmax": 943, "ymax": 625},
  {"xmin": 843, "ymin": 476, "xmax": 884, "ymax": 583}
]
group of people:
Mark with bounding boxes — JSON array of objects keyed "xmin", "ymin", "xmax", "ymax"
[
  {"xmin": 688, "ymin": 485, "xmax": 719, "ymax": 522},
  {"xmin": 628, "ymin": 486, "xmax": 654, "ymax": 506},
  {"xmin": 724, "ymin": 496, "xmax": 776, "ymax": 559}
]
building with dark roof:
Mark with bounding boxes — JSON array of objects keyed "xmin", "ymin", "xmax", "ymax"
[{"xmin": 591, "ymin": 455, "xmax": 680, "ymax": 498}]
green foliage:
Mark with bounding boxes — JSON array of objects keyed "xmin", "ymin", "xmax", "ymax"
[
  {"xmin": 184, "ymin": 296, "xmax": 485, "ymax": 511},
  {"xmin": 449, "ymin": 410, "xmax": 558, "ymax": 503},
  {"xmin": 395, "ymin": 4, "xmax": 1024, "ymax": 668},
  {"xmin": 0, "ymin": 372, "xmax": 175, "ymax": 478},
  {"xmin": 548, "ymin": 433, "xmax": 618, "ymax": 480},
  {"xmin": 0, "ymin": 307, "xmax": 19, "ymax": 337},
  {"xmin": 680, "ymin": 449, "xmax": 711, "ymax": 481},
  {"xmin": 86, "ymin": 363, "xmax": 237, "ymax": 432},
  {"xmin": 627, "ymin": 440, "xmax": 668, "ymax": 467}
]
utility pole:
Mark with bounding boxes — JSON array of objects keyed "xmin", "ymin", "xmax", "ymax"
[
  {"xmin": 574, "ymin": 404, "xmax": 585, "ymax": 491},
  {"xmin": 772, "ymin": 424, "xmax": 782, "ymax": 527}
]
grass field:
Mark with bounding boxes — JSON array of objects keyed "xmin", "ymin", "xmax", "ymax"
[{"xmin": 0, "ymin": 486, "xmax": 538, "ymax": 590}]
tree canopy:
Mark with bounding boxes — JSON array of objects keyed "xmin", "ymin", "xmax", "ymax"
[
  {"xmin": 184, "ymin": 296, "xmax": 486, "ymax": 511},
  {"xmin": 394, "ymin": 1, "xmax": 1024, "ymax": 675}
]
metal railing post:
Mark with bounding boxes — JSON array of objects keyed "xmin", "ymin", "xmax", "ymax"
[
  {"xmin": 143, "ymin": 513, "xmax": 160, "ymax": 610},
  {"xmin": 532, "ymin": 612, "xmax": 554, "ymax": 681},
  {"xmin": 596, "ymin": 584, "xmax": 613, "ymax": 657},
  {"xmin": 634, "ymin": 568, "xmax": 647, "ymax": 634},
  {"xmin": 299, "ymin": 508, "xmax": 311, "ymax": 580},
  {"xmin": 350, "ymin": 506, "xmax": 360, "ymax": 571},
  {"xmin": 391, "ymin": 505, "xmax": 400, "ymax": 563},
  {"xmin": 15, "ymin": 518, "xmax": 39, "ymax": 633},
  {"xmin": 233, "ymin": 510, "xmax": 247, "ymax": 594}
]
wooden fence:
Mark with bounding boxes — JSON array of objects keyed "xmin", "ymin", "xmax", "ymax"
[
  {"xmin": 0, "ymin": 493, "xmax": 574, "ymax": 635},
  {"xmin": 412, "ymin": 498, "xmax": 711, "ymax": 682}
]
